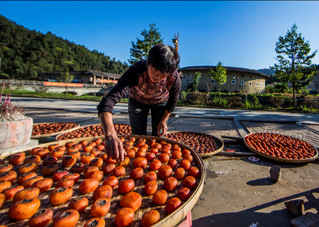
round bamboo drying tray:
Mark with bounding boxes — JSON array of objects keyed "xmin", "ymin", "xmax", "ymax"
[
  {"xmin": 55, "ymin": 123, "xmax": 132, "ymax": 141},
  {"xmin": 31, "ymin": 122, "xmax": 80, "ymax": 139},
  {"xmin": 0, "ymin": 135, "xmax": 206, "ymax": 227},
  {"xmin": 244, "ymin": 133, "xmax": 318, "ymax": 163},
  {"xmin": 165, "ymin": 131, "xmax": 224, "ymax": 158}
]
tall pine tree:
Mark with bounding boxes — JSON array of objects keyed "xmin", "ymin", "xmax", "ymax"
[
  {"xmin": 271, "ymin": 24, "xmax": 317, "ymax": 109},
  {"xmin": 128, "ymin": 24, "xmax": 164, "ymax": 65}
]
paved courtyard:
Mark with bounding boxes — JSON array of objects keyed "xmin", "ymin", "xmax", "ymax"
[
  {"xmin": 23, "ymin": 102, "xmax": 319, "ymax": 227},
  {"xmin": 1, "ymin": 97, "xmax": 317, "ymax": 226}
]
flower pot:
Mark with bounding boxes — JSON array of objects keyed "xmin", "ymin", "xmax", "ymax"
[{"xmin": 0, "ymin": 117, "xmax": 33, "ymax": 150}]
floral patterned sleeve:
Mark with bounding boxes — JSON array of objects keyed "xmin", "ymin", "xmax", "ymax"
[{"xmin": 97, "ymin": 61, "xmax": 145, "ymax": 115}]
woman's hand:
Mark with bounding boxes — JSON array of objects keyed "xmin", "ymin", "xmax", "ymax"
[
  {"xmin": 99, "ymin": 112, "xmax": 126, "ymax": 161},
  {"xmin": 157, "ymin": 110, "xmax": 171, "ymax": 137},
  {"xmin": 104, "ymin": 134, "xmax": 126, "ymax": 161},
  {"xmin": 157, "ymin": 120, "xmax": 168, "ymax": 137}
]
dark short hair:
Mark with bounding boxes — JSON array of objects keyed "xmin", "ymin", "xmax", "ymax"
[{"xmin": 147, "ymin": 43, "xmax": 180, "ymax": 74}]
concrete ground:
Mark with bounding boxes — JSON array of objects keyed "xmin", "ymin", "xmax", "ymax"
[{"xmin": 12, "ymin": 97, "xmax": 319, "ymax": 226}]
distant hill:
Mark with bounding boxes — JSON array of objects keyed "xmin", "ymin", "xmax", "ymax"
[
  {"xmin": 257, "ymin": 68, "xmax": 276, "ymax": 85},
  {"xmin": 257, "ymin": 68, "xmax": 275, "ymax": 76},
  {"xmin": 0, "ymin": 15, "xmax": 129, "ymax": 80}
]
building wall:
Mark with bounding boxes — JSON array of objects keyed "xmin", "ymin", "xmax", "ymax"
[
  {"xmin": 41, "ymin": 73, "xmax": 119, "ymax": 85},
  {"xmin": 181, "ymin": 70, "xmax": 266, "ymax": 93},
  {"xmin": 0, "ymin": 79, "xmax": 112, "ymax": 96},
  {"xmin": 307, "ymin": 72, "xmax": 319, "ymax": 92}
]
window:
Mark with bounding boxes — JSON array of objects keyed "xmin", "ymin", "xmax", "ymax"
[
  {"xmin": 241, "ymin": 81, "xmax": 244, "ymax": 86},
  {"xmin": 211, "ymin": 79, "xmax": 215, "ymax": 84},
  {"xmin": 249, "ymin": 82, "xmax": 252, "ymax": 86},
  {"xmin": 250, "ymin": 76, "xmax": 252, "ymax": 79},
  {"xmin": 260, "ymin": 83, "xmax": 263, "ymax": 87},
  {"xmin": 231, "ymin": 80, "xmax": 236, "ymax": 85},
  {"xmin": 242, "ymin": 75, "xmax": 244, "ymax": 78},
  {"xmin": 232, "ymin": 75, "xmax": 236, "ymax": 79},
  {"xmin": 255, "ymin": 82, "xmax": 258, "ymax": 86}
]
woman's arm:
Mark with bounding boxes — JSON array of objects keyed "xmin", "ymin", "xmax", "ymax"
[
  {"xmin": 99, "ymin": 112, "xmax": 126, "ymax": 161},
  {"xmin": 165, "ymin": 71, "xmax": 181, "ymax": 113}
]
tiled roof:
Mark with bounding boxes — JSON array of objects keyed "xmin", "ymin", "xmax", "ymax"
[{"xmin": 179, "ymin": 66, "xmax": 270, "ymax": 78}]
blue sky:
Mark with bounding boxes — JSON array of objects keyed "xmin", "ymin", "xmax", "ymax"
[{"xmin": 0, "ymin": 1, "xmax": 319, "ymax": 70}]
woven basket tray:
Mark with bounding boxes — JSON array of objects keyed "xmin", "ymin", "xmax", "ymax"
[
  {"xmin": 165, "ymin": 131, "xmax": 224, "ymax": 158},
  {"xmin": 243, "ymin": 133, "xmax": 318, "ymax": 163},
  {"xmin": 31, "ymin": 122, "xmax": 80, "ymax": 139},
  {"xmin": 0, "ymin": 135, "xmax": 205, "ymax": 227},
  {"xmin": 55, "ymin": 123, "xmax": 132, "ymax": 141}
]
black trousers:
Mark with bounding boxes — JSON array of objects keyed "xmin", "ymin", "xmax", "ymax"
[{"xmin": 128, "ymin": 98, "xmax": 167, "ymax": 136}]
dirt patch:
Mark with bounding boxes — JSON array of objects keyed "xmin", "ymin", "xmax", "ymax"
[{"xmin": 192, "ymin": 157, "xmax": 319, "ymax": 227}]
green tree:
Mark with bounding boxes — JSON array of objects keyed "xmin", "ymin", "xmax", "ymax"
[
  {"xmin": 188, "ymin": 71, "xmax": 201, "ymax": 92},
  {"xmin": 128, "ymin": 23, "xmax": 164, "ymax": 65},
  {"xmin": 57, "ymin": 71, "xmax": 74, "ymax": 93},
  {"xmin": 57, "ymin": 71, "xmax": 74, "ymax": 83},
  {"xmin": 271, "ymin": 24, "xmax": 317, "ymax": 109},
  {"xmin": 209, "ymin": 62, "xmax": 227, "ymax": 105},
  {"xmin": 0, "ymin": 15, "xmax": 129, "ymax": 79}
]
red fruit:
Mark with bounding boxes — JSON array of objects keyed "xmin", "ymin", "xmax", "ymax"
[
  {"xmin": 168, "ymin": 159, "xmax": 178, "ymax": 168},
  {"xmin": 118, "ymin": 179, "xmax": 135, "ymax": 194},
  {"xmin": 183, "ymin": 176, "xmax": 197, "ymax": 189},
  {"xmin": 158, "ymin": 153, "xmax": 170, "ymax": 163},
  {"xmin": 144, "ymin": 171, "xmax": 157, "ymax": 183},
  {"xmin": 52, "ymin": 170, "xmax": 69, "ymax": 182},
  {"xmin": 130, "ymin": 167, "xmax": 144, "ymax": 180},
  {"xmin": 103, "ymin": 176, "xmax": 118, "ymax": 188},
  {"xmin": 158, "ymin": 165, "xmax": 172, "ymax": 179},
  {"xmin": 145, "ymin": 152, "xmax": 156, "ymax": 162},
  {"xmin": 149, "ymin": 160, "xmax": 162, "ymax": 171},
  {"xmin": 163, "ymin": 176, "xmax": 178, "ymax": 192},
  {"xmin": 132, "ymin": 157, "xmax": 147, "ymax": 168},
  {"xmin": 177, "ymin": 187, "xmax": 191, "ymax": 201},
  {"xmin": 165, "ymin": 197, "xmax": 182, "ymax": 213},
  {"xmin": 152, "ymin": 189, "xmax": 168, "ymax": 205},
  {"xmin": 188, "ymin": 166, "xmax": 200, "ymax": 178}
]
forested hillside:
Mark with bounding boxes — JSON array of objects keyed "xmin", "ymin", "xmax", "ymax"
[{"xmin": 0, "ymin": 15, "xmax": 129, "ymax": 80}]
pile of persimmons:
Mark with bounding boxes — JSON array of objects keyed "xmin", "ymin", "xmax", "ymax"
[
  {"xmin": 0, "ymin": 135, "xmax": 201, "ymax": 227},
  {"xmin": 165, "ymin": 132, "xmax": 222, "ymax": 155},
  {"xmin": 32, "ymin": 122, "xmax": 79, "ymax": 136},
  {"xmin": 57, "ymin": 124, "xmax": 132, "ymax": 141},
  {"xmin": 245, "ymin": 133, "xmax": 317, "ymax": 160}
]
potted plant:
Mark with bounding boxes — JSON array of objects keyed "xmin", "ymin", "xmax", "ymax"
[{"xmin": 0, "ymin": 83, "xmax": 33, "ymax": 150}]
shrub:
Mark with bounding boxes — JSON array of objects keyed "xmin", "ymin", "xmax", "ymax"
[
  {"xmin": 225, "ymin": 96, "xmax": 244, "ymax": 108},
  {"xmin": 299, "ymin": 104, "xmax": 319, "ymax": 113},
  {"xmin": 269, "ymin": 96, "xmax": 285, "ymax": 108},
  {"xmin": 186, "ymin": 92, "xmax": 206, "ymax": 105},
  {"xmin": 300, "ymin": 89, "xmax": 309, "ymax": 96},
  {"xmin": 211, "ymin": 96, "xmax": 227, "ymax": 107},
  {"xmin": 299, "ymin": 99, "xmax": 318, "ymax": 109},
  {"xmin": 250, "ymin": 95, "xmax": 260, "ymax": 106},
  {"xmin": 179, "ymin": 91, "xmax": 188, "ymax": 102}
]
